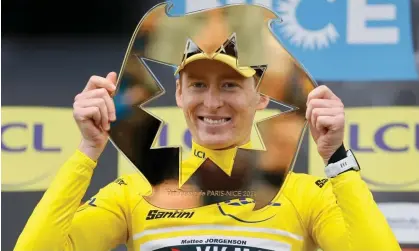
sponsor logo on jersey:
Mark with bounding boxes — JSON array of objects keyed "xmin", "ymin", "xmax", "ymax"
[
  {"xmin": 224, "ymin": 198, "xmax": 281, "ymax": 207},
  {"xmin": 87, "ymin": 197, "xmax": 97, "ymax": 207},
  {"xmin": 217, "ymin": 198, "xmax": 281, "ymax": 224},
  {"xmin": 114, "ymin": 178, "xmax": 127, "ymax": 186},
  {"xmin": 193, "ymin": 149, "xmax": 206, "ymax": 159},
  {"xmin": 1, "ymin": 107, "xmax": 81, "ymax": 192},
  {"xmin": 146, "ymin": 209, "xmax": 195, "ymax": 220},
  {"xmin": 378, "ymin": 202, "xmax": 419, "ymax": 244},
  {"xmin": 315, "ymin": 178, "xmax": 328, "ymax": 188},
  {"xmin": 139, "ymin": 235, "xmax": 292, "ymax": 251},
  {"xmin": 170, "ymin": 0, "xmax": 417, "ymax": 81},
  {"xmin": 157, "ymin": 244, "xmax": 272, "ymax": 251},
  {"xmin": 76, "ymin": 197, "xmax": 98, "ymax": 212},
  {"xmin": 309, "ymin": 107, "xmax": 419, "ymax": 192}
]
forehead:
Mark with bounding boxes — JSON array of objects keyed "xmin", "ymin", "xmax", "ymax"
[{"xmin": 181, "ymin": 59, "xmax": 244, "ymax": 79}]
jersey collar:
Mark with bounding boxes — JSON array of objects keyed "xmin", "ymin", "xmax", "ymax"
[{"xmin": 179, "ymin": 141, "xmax": 252, "ymax": 187}]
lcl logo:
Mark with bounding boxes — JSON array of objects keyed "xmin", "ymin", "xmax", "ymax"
[
  {"xmin": 193, "ymin": 149, "xmax": 206, "ymax": 159},
  {"xmin": 1, "ymin": 123, "xmax": 61, "ymax": 152}
]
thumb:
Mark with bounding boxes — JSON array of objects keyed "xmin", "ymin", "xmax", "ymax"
[{"xmin": 106, "ymin": 72, "xmax": 118, "ymax": 85}]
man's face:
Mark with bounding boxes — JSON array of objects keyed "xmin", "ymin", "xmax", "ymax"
[{"xmin": 176, "ymin": 59, "xmax": 269, "ymax": 150}]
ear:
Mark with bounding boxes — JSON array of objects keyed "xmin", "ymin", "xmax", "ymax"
[
  {"xmin": 256, "ymin": 94, "xmax": 269, "ymax": 110},
  {"xmin": 175, "ymin": 79, "xmax": 183, "ymax": 108}
]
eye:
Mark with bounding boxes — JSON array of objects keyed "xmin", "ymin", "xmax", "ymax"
[
  {"xmin": 222, "ymin": 82, "xmax": 240, "ymax": 89},
  {"xmin": 190, "ymin": 82, "xmax": 206, "ymax": 89}
]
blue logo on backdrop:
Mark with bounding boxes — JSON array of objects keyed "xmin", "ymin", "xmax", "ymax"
[{"xmin": 168, "ymin": 0, "xmax": 418, "ymax": 81}]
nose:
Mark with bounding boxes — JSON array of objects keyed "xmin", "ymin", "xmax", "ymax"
[{"xmin": 203, "ymin": 86, "xmax": 223, "ymax": 110}]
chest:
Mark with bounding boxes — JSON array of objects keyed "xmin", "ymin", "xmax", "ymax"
[{"xmin": 127, "ymin": 197, "xmax": 314, "ymax": 251}]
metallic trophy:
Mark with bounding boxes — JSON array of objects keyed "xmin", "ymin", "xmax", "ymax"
[{"xmin": 108, "ymin": 2, "xmax": 316, "ymax": 218}]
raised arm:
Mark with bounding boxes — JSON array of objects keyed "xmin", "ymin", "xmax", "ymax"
[
  {"xmin": 303, "ymin": 85, "xmax": 400, "ymax": 250},
  {"xmin": 14, "ymin": 72, "xmax": 127, "ymax": 251}
]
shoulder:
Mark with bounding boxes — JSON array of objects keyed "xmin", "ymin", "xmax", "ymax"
[
  {"xmin": 279, "ymin": 172, "xmax": 334, "ymax": 229},
  {"xmin": 281, "ymin": 172, "xmax": 331, "ymax": 205},
  {"xmin": 110, "ymin": 172, "xmax": 153, "ymax": 197},
  {"xmin": 284, "ymin": 172, "xmax": 330, "ymax": 190},
  {"xmin": 91, "ymin": 172, "xmax": 153, "ymax": 203}
]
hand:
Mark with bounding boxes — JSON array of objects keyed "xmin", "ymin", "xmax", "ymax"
[
  {"xmin": 306, "ymin": 85, "xmax": 345, "ymax": 164},
  {"xmin": 73, "ymin": 72, "xmax": 117, "ymax": 161}
]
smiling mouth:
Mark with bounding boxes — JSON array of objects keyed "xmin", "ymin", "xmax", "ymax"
[{"xmin": 198, "ymin": 116, "xmax": 232, "ymax": 125}]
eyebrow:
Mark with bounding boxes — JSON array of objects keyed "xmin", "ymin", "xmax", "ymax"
[
  {"xmin": 185, "ymin": 73, "xmax": 244, "ymax": 81},
  {"xmin": 184, "ymin": 73, "xmax": 204, "ymax": 80}
]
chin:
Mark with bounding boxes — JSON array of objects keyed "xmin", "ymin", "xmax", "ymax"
[{"xmin": 197, "ymin": 134, "xmax": 237, "ymax": 150}]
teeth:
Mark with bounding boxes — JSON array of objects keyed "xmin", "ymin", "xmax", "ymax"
[{"xmin": 203, "ymin": 117, "xmax": 228, "ymax": 124}]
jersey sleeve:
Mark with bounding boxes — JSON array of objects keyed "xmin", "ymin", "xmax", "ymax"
[
  {"xmin": 300, "ymin": 171, "xmax": 401, "ymax": 251},
  {"xmin": 14, "ymin": 150, "xmax": 129, "ymax": 251}
]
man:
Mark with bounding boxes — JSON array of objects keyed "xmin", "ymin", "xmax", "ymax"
[{"xmin": 14, "ymin": 36, "xmax": 400, "ymax": 251}]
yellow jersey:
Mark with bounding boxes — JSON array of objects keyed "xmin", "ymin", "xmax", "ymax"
[{"xmin": 14, "ymin": 148, "xmax": 400, "ymax": 251}]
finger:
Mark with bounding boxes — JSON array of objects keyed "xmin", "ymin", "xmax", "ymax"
[
  {"xmin": 106, "ymin": 72, "xmax": 118, "ymax": 85},
  {"xmin": 305, "ymin": 99, "xmax": 343, "ymax": 120},
  {"xmin": 75, "ymin": 88, "xmax": 116, "ymax": 121},
  {"xmin": 75, "ymin": 98, "xmax": 109, "ymax": 130},
  {"xmin": 309, "ymin": 122, "xmax": 320, "ymax": 141},
  {"xmin": 308, "ymin": 99, "xmax": 343, "ymax": 108},
  {"xmin": 84, "ymin": 75, "xmax": 116, "ymax": 93},
  {"xmin": 310, "ymin": 107, "xmax": 343, "ymax": 130},
  {"xmin": 315, "ymin": 116, "xmax": 333, "ymax": 134},
  {"xmin": 74, "ymin": 106, "xmax": 102, "ymax": 128},
  {"xmin": 75, "ymin": 88, "xmax": 108, "ymax": 100},
  {"xmin": 105, "ymin": 94, "xmax": 116, "ymax": 121},
  {"xmin": 106, "ymin": 72, "xmax": 118, "ymax": 98},
  {"xmin": 307, "ymin": 85, "xmax": 340, "ymax": 104},
  {"xmin": 315, "ymin": 114, "xmax": 344, "ymax": 133}
]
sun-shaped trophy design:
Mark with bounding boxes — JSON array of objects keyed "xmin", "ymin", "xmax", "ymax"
[{"xmin": 108, "ymin": 2, "xmax": 317, "ymax": 219}]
